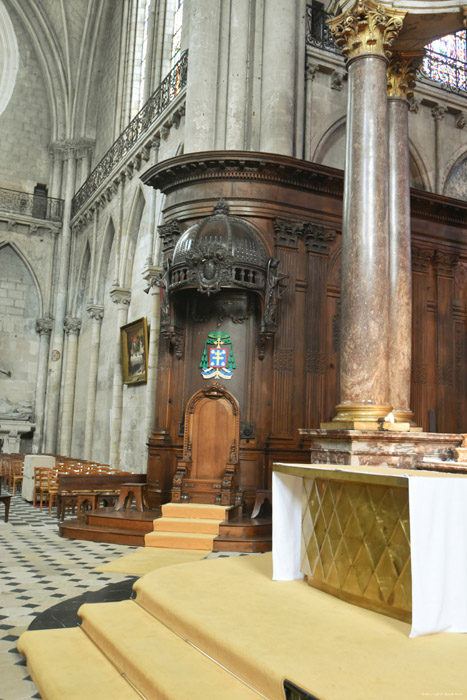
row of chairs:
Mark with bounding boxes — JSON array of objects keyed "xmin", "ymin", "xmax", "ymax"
[
  {"xmin": 0, "ymin": 454, "xmax": 25, "ymax": 494},
  {"xmin": 33, "ymin": 463, "xmax": 132, "ymax": 517}
]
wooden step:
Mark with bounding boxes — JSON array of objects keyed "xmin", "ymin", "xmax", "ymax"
[
  {"xmin": 153, "ymin": 516, "xmax": 221, "ymax": 534},
  {"xmin": 218, "ymin": 517, "xmax": 272, "ymax": 538},
  {"xmin": 87, "ymin": 507, "xmax": 159, "ymax": 531},
  {"xmin": 78, "ymin": 601, "xmax": 262, "ymax": 700},
  {"xmin": 59, "ymin": 519, "xmax": 146, "ymax": 546},
  {"xmin": 18, "ymin": 627, "xmax": 140, "ymax": 700},
  {"xmin": 145, "ymin": 531, "xmax": 216, "ymax": 550},
  {"xmin": 161, "ymin": 502, "xmax": 232, "ymax": 520},
  {"xmin": 213, "ymin": 535, "xmax": 272, "ymax": 553}
]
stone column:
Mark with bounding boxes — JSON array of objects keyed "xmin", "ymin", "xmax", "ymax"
[
  {"xmin": 304, "ymin": 59, "xmax": 319, "ymax": 161},
  {"xmin": 387, "ymin": 52, "xmax": 422, "ymax": 424},
  {"xmin": 59, "ymin": 317, "xmax": 82, "ymax": 456},
  {"xmin": 260, "ymin": 0, "xmax": 296, "ymax": 156},
  {"xmin": 109, "ymin": 287, "xmax": 131, "ymax": 467},
  {"xmin": 432, "ymin": 104, "xmax": 447, "ymax": 194},
  {"xmin": 83, "ymin": 304, "xmax": 104, "ymax": 459},
  {"xmin": 32, "ymin": 316, "xmax": 53, "ymax": 453},
  {"xmin": 184, "ymin": 0, "xmax": 221, "ymax": 152},
  {"xmin": 144, "ymin": 271, "xmax": 161, "ymax": 440},
  {"xmin": 328, "ymin": 1, "xmax": 405, "ymax": 425},
  {"xmin": 224, "ymin": 0, "xmax": 250, "ymax": 150},
  {"xmin": 45, "ymin": 144, "xmax": 78, "ymax": 452}
]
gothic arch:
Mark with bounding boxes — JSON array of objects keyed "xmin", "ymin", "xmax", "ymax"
[
  {"xmin": 120, "ymin": 187, "xmax": 147, "ymax": 289},
  {"xmin": 72, "ymin": 240, "xmax": 91, "ymax": 317},
  {"xmin": 312, "ymin": 115, "xmax": 346, "ymax": 169},
  {"xmin": 0, "ymin": 239, "xmax": 43, "ymax": 315},
  {"xmin": 409, "ymin": 139, "xmax": 432, "ymax": 192},
  {"xmin": 441, "ymin": 145, "xmax": 467, "ymax": 200},
  {"xmin": 94, "ymin": 216, "xmax": 116, "ymax": 304},
  {"xmin": 0, "ymin": 0, "xmax": 19, "ymax": 117}
]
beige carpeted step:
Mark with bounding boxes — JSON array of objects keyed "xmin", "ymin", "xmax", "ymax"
[
  {"xmin": 78, "ymin": 600, "xmax": 263, "ymax": 700},
  {"xmin": 161, "ymin": 502, "xmax": 232, "ymax": 520},
  {"xmin": 153, "ymin": 515, "xmax": 221, "ymax": 534},
  {"xmin": 145, "ymin": 530, "xmax": 216, "ymax": 550},
  {"xmin": 18, "ymin": 627, "xmax": 140, "ymax": 700}
]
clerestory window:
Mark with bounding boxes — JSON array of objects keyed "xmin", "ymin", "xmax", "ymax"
[{"xmin": 422, "ymin": 30, "xmax": 466, "ymax": 92}]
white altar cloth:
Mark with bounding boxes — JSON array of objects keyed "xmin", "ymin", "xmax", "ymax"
[{"xmin": 272, "ymin": 465, "xmax": 467, "ymax": 638}]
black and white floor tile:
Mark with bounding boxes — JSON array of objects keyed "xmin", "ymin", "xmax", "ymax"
[
  {"xmin": 0, "ymin": 495, "xmax": 138, "ymax": 700},
  {"xmin": 0, "ymin": 494, "xmax": 250, "ymax": 699}
]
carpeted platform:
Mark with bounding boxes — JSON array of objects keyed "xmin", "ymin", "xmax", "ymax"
[
  {"xmin": 19, "ymin": 551, "xmax": 467, "ymax": 699},
  {"xmin": 93, "ymin": 546, "xmax": 208, "ymax": 574}
]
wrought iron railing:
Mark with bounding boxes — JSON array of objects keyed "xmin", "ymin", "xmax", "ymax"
[
  {"xmin": 305, "ymin": 2, "xmax": 341, "ymax": 56},
  {"xmin": 306, "ymin": 3, "xmax": 467, "ymax": 97},
  {"xmin": 71, "ymin": 50, "xmax": 188, "ymax": 217},
  {"xmin": 0, "ymin": 187, "xmax": 64, "ymax": 222},
  {"xmin": 419, "ymin": 45, "xmax": 467, "ymax": 94}
]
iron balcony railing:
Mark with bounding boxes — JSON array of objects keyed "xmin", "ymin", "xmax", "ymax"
[
  {"xmin": 0, "ymin": 187, "xmax": 64, "ymax": 222},
  {"xmin": 306, "ymin": 3, "xmax": 467, "ymax": 96},
  {"xmin": 71, "ymin": 50, "xmax": 188, "ymax": 217}
]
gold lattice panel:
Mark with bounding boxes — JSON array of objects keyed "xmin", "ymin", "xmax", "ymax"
[{"xmin": 301, "ymin": 477, "xmax": 412, "ymax": 622}]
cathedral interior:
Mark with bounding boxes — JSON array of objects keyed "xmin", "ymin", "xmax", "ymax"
[{"xmin": 1, "ymin": 0, "xmax": 467, "ymax": 698}]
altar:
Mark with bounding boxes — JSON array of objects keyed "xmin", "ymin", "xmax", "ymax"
[{"xmin": 272, "ymin": 462, "xmax": 467, "ymax": 637}]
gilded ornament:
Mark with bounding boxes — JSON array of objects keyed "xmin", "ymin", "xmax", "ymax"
[
  {"xmin": 328, "ymin": 0, "xmax": 406, "ymax": 60},
  {"xmin": 387, "ymin": 51, "xmax": 424, "ymax": 100}
]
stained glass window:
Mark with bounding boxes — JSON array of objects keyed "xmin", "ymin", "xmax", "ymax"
[
  {"xmin": 423, "ymin": 30, "xmax": 466, "ymax": 92},
  {"xmin": 171, "ymin": 0, "xmax": 183, "ymax": 67}
]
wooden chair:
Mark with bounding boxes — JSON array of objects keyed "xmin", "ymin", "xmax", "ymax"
[
  {"xmin": 47, "ymin": 470, "xmax": 60, "ymax": 516},
  {"xmin": 11, "ymin": 460, "xmax": 24, "ymax": 495},
  {"xmin": 34, "ymin": 467, "xmax": 51, "ymax": 511}
]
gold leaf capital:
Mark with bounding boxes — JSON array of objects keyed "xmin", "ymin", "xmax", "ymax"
[
  {"xmin": 387, "ymin": 50, "xmax": 425, "ymax": 100},
  {"xmin": 328, "ymin": 0, "xmax": 406, "ymax": 61}
]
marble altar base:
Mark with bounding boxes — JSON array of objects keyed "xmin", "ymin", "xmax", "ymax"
[{"xmin": 299, "ymin": 428, "xmax": 464, "ymax": 469}]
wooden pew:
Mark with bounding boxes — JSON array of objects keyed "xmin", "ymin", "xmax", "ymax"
[{"xmin": 57, "ymin": 473, "xmax": 147, "ymax": 520}]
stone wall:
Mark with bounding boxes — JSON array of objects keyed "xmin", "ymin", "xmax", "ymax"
[{"xmin": 0, "ymin": 5, "xmax": 51, "ymax": 193}]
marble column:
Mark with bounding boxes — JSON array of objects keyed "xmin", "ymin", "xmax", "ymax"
[
  {"xmin": 260, "ymin": 0, "xmax": 296, "ymax": 156},
  {"xmin": 59, "ymin": 317, "xmax": 82, "ymax": 456},
  {"xmin": 83, "ymin": 304, "xmax": 104, "ymax": 459},
  {"xmin": 45, "ymin": 146, "xmax": 78, "ymax": 453},
  {"xmin": 109, "ymin": 287, "xmax": 131, "ymax": 467},
  {"xmin": 328, "ymin": 1, "xmax": 405, "ymax": 424},
  {"xmin": 32, "ymin": 316, "xmax": 53, "ymax": 453},
  {"xmin": 387, "ymin": 52, "xmax": 422, "ymax": 424}
]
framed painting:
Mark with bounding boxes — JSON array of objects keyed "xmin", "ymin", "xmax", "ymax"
[{"xmin": 121, "ymin": 317, "xmax": 148, "ymax": 385}]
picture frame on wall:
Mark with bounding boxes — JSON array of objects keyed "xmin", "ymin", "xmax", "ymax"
[{"xmin": 121, "ymin": 317, "xmax": 149, "ymax": 385}]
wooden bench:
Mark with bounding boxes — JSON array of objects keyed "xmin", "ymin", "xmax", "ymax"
[
  {"xmin": 114, "ymin": 483, "xmax": 150, "ymax": 512},
  {"xmin": 57, "ymin": 473, "xmax": 147, "ymax": 520}
]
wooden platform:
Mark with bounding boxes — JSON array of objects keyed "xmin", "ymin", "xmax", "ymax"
[
  {"xmin": 59, "ymin": 508, "xmax": 160, "ymax": 546},
  {"xmin": 59, "ymin": 505, "xmax": 272, "ymax": 552}
]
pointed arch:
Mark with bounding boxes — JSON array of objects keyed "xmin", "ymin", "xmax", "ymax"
[
  {"xmin": 120, "ymin": 187, "xmax": 147, "ymax": 289},
  {"xmin": 312, "ymin": 114, "xmax": 346, "ymax": 168},
  {"xmin": 0, "ymin": 239, "xmax": 43, "ymax": 315},
  {"xmin": 441, "ymin": 145, "xmax": 467, "ymax": 199},
  {"xmin": 72, "ymin": 240, "xmax": 91, "ymax": 317},
  {"xmin": 95, "ymin": 215, "xmax": 116, "ymax": 304},
  {"xmin": 409, "ymin": 138, "xmax": 433, "ymax": 193}
]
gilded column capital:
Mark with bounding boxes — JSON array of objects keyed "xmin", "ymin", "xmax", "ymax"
[
  {"xmin": 86, "ymin": 304, "xmax": 104, "ymax": 322},
  {"xmin": 387, "ymin": 51, "xmax": 424, "ymax": 100},
  {"xmin": 328, "ymin": 0, "xmax": 406, "ymax": 61},
  {"xmin": 64, "ymin": 316, "xmax": 82, "ymax": 335}
]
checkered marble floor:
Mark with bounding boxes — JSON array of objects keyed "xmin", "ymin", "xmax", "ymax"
[
  {"xmin": 0, "ymin": 494, "xmax": 249, "ymax": 700},
  {"xmin": 0, "ymin": 495, "xmax": 139, "ymax": 700}
]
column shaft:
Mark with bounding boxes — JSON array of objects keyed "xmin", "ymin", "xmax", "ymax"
[
  {"xmin": 32, "ymin": 319, "xmax": 53, "ymax": 453},
  {"xmin": 336, "ymin": 53, "xmax": 391, "ymax": 419},
  {"xmin": 109, "ymin": 289, "xmax": 131, "ymax": 467},
  {"xmin": 388, "ymin": 96, "xmax": 413, "ymax": 421},
  {"xmin": 83, "ymin": 307, "xmax": 104, "ymax": 458},
  {"xmin": 260, "ymin": 0, "xmax": 296, "ymax": 155},
  {"xmin": 59, "ymin": 318, "xmax": 81, "ymax": 456}
]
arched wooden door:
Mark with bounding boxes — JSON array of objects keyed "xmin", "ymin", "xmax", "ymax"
[{"xmin": 172, "ymin": 385, "xmax": 240, "ymax": 504}]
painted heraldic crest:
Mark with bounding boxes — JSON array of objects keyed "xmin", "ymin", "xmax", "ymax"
[{"xmin": 199, "ymin": 331, "xmax": 236, "ymax": 380}]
